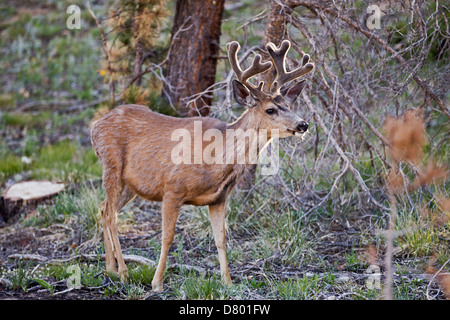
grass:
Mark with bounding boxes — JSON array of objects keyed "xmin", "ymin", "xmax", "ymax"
[
  {"xmin": 0, "ymin": 0, "xmax": 448, "ymax": 301},
  {"xmin": 0, "ymin": 149, "xmax": 26, "ymax": 182},
  {"xmin": 1, "ymin": 112, "xmax": 51, "ymax": 128},
  {"xmin": 24, "ymin": 182, "xmax": 104, "ymax": 235},
  {"xmin": 387, "ymin": 195, "xmax": 448, "ymax": 260},
  {"xmin": 1, "ymin": 250, "xmax": 440, "ymax": 300},
  {"xmin": 128, "ymin": 264, "xmax": 156, "ymax": 286},
  {"xmin": 2, "ymin": 256, "xmax": 436, "ymax": 300},
  {"xmin": 0, "ymin": 3, "xmax": 103, "ymax": 102},
  {"xmin": 0, "ymin": 106, "xmax": 100, "ymax": 184},
  {"xmin": 30, "ymin": 141, "xmax": 102, "ymax": 182},
  {"xmin": 0, "ymin": 139, "xmax": 102, "ymax": 184},
  {"xmin": 254, "ymin": 208, "xmax": 314, "ymax": 264},
  {"xmin": 274, "ymin": 276, "xmax": 321, "ymax": 300},
  {"xmin": 174, "ymin": 272, "xmax": 225, "ymax": 300},
  {"xmin": 4, "ymin": 260, "xmax": 34, "ymax": 291}
]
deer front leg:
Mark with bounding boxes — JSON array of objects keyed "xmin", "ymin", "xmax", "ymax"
[
  {"xmin": 152, "ymin": 196, "xmax": 181, "ymax": 292},
  {"xmin": 209, "ymin": 201, "xmax": 232, "ymax": 285}
]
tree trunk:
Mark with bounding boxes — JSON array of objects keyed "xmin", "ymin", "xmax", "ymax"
[
  {"xmin": 162, "ymin": 0, "xmax": 225, "ymax": 117},
  {"xmin": 0, "ymin": 181, "xmax": 65, "ymax": 223},
  {"xmin": 132, "ymin": 3, "xmax": 146, "ymax": 86}
]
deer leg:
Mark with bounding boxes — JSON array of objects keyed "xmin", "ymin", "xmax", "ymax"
[
  {"xmin": 107, "ymin": 207, "xmax": 128, "ymax": 281},
  {"xmin": 209, "ymin": 201, "xmax": 232, "ymax": 285},
  {"xmin": 152, "ymin": 196, "xmax": 181, "ymax": 292},
  {"xmin": 116, "ymin": 186, "xmax": 136, "ymax": 213},
  {"xmin": 100, "ymin": 200, "xmax": 117, "ymax": 274},
  {"xmin": 110, "ymin": 185, "xmax": 135, "ymax": 281},
  {"xmin": 101, "ymin": 173, "xmax": 132, "ymax": 281}
]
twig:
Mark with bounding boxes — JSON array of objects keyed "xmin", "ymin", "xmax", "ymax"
[
  {"xmin": 7, "ymin": 253, "xmax": 47, "ymax": 263},
  {"xmin": 17, "ymin": 100, "xmax": 78, "ymax": 112},
  {"xmin": 426, "ymin": 259, "xmax": 450, "ymax": 300},
  {"xmin": 64, "ymin": 97, "xmax": 110, "ymax": 112},
  {"xmin": 290, "ymin": 14, "xmax": 392, "ymax": 149},
  {"xmin": 382, "ymin": 190, "xmax": 397, "ymax": 300},
  {"xmin": 87, "ymin": 2, "xmax": 115, "ymax": 106},
  {"xmin": 290, "ymin": 0, "xmax": 450, "ymax": 118},
  {"xmin": 236, "ymin": 9, "xmax": 268, "ymax": 31},
  {"xmin": 53, "ymin": 287, "xmax": 74, "ymax": 295},
  {"xmin": 0, "ymin": 278, "xmax": 13, "ymax": 288}
]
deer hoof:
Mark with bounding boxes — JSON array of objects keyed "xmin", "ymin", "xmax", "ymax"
[
  {"xmin": 152, "ymin": 281, "xmax": 163, "ymax": 293},
  {"xmin": 222, "ymin": 275, "xmax": 233, "ymax": 286},
  {"xmin": 118, "ymin": 268, "xmax": 129, "ymax": 282}
]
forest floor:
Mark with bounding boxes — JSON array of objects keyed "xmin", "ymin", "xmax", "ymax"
[{"xmin": 0, "ymin": 1, "xmax": 449, "ymax": 300}]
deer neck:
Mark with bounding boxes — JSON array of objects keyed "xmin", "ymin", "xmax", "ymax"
[{"xmin": 224, "ymin": 109, "xmax": 273, "ymax": 165}]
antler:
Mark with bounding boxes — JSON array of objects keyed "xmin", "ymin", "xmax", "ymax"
[
  {"xmin": 227, "ymin": 41, "xmax": 272, "ymax": 101},
  {"xmin": 266, "ymin": 40, "xmax": 315, "ymax": 93}
]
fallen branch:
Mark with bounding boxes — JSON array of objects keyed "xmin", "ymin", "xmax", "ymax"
[
  {"xmin": 6, "ymin": 253, "xmax": 218, "ymax": 277},
  {"xmin": 17, "ymin": 100, "xmax": 78, "ymax": 112},
  {"xmin": 7, "ymin": 253, "xmax": 48, "ymax": 263},
  {"xmin": 7, "ymin": 253, "xmax": 153, "ymax": 265}
]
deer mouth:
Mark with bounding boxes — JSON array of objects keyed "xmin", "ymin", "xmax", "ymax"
[{"xmin": 287, "ymin": 129, "xmax": 306, "ymax": 137}]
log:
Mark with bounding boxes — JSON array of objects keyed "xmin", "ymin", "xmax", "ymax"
[{"xmin": 0, "ymin": 180, "xmax": 65, "ymax": 223}]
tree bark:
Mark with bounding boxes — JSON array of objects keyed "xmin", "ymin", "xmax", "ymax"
[{"xmin": 162, "ymin": 0, "xmax": 225, "ymax": 117}]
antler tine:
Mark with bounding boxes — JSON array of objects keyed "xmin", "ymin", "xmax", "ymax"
[
  {"xmin": 227, "ymin": 41, "xmax": 272, "ymax": 100},
  {"xmin": 266, "ymin": 40, "xmax": 315, "ymax": 93}
]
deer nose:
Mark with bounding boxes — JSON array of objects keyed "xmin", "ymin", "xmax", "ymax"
[{"xmin": 297, "ymin": 121, "xmax": 309, "ymax": 132}]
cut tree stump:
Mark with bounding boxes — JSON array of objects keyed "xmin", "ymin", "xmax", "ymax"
[{"xmin": 0, "ymin": 180, "xmax": 65, "ymax": 223}]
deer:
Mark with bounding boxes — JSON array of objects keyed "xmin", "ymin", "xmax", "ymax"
[{"xmin": 90, "ymin": 39, "xmax": 314, "ymax": 292}]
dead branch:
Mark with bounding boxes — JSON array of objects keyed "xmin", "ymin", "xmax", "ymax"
[
  {"xmin": 290, "ymin": 0, "xmax": 450, "ymax": 118},
  {"xmin": 87, "ymin": 2, "xmax": 115, "ymax": 106},
  {"xmin": 290, "ymin": 14, "xmax": 392, "ymax": 148},
  {"xmin": 302, "ymin": 91, "xmax": 389, "ymax": 212},
  {"xmin": 6, "ymin": 253, "xmax": 219, "ymax": 277}
]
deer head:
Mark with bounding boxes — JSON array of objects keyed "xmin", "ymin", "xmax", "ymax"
[{"xmin": 227, "ymin": 40, "xmax": 314, "ymax": 138}]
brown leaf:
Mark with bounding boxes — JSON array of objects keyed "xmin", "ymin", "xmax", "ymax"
[
  {"xmin": 363, "ymin": 244, "xmax": 379, "ymax": 266},
  {"xmin": 384, "ymin": 109, "xmax": 427, "ymax": 165},
  {"xmin": 386, "ymin": 169, "xmax": 404, "ymax": 194},
  {"xmin": 415, "ymin": 161, "xmax": 448, "ymax": 187}
]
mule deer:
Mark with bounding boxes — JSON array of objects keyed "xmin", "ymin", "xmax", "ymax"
[{"xmin": 91, "ymin": 40, "xmax": 314, "ymax": 292}]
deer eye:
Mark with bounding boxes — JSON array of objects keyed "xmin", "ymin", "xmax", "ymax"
[{"xmin": 265, "ymin": 108, "xmax": 276, "ymax": 115}]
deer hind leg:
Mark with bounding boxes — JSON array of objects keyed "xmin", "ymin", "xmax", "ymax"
[
  {"xmin": 101, "ymin": 174, "xmax": 135, "ymax": 281},
  {"xmin": 209, "ymin": 201, "xmax": 232, "ymax": 285},
  {"xmin": 152, "ymin": 195, "xmax": 181, "ymax": 292},
  {"xmin": 100, "ymin": 200, "xmax": 116, "ymax": 274}
]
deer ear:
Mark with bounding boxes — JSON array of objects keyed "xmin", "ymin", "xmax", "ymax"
[
  {"xmin": 281, "ymin": 80, "xmax": 306, "ymax": 105},
  {"xmin": 232, "ymin": 80, "xmax": 253, "ymax": 106}
]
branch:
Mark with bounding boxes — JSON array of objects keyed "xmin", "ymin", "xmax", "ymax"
[
  {"xmin": 302, "ymin": 91, "xmax": 389, "ymax": 212},
  {"xmin": 87, "ymin": 2, "xmax": 115, "ymax": 106},
  {"xmin": 6, "ymin": 253, "xmax": 219, "ymax": 277},
  {"xmin": 290, "ymin": 0, "xmax": 449, "ymax": 118}
]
